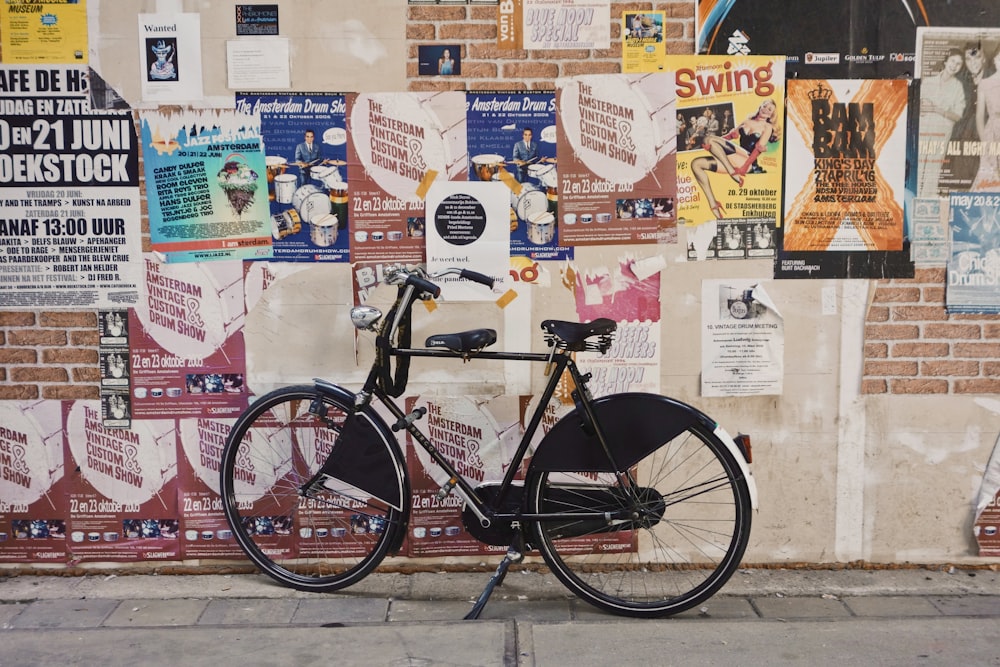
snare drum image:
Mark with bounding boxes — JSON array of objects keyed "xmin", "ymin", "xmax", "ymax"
[
  {"xmin": 292, "ymin": 184, "xmax": 331, "ymax": 223},
  {"xmin": 273, "ymin": 173, "xmax": 297, "ymax": 204},
  {"xmin": 308, "ymin": 213, "xmax": 339, "ymax": 247}
]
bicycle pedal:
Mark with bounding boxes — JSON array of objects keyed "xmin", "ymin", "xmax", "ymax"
[{"xmin": 391, "ymin": 407, "xmax": 427, "ymax": 432}]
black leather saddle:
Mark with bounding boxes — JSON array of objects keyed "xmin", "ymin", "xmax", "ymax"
[{"xmin": 425, "ymin": 328, "xmax": 497, "ymax": 353}]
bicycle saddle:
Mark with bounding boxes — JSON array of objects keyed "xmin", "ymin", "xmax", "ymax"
[
  {"xmin": 425, "ymin": 328, "xmax": 497, "ymax": 353},
  {"xmin": 541, "ymin": 319, "xmax": 617, "ymax": 348}
]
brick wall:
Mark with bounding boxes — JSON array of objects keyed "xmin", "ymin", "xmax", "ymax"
[
  {"xmin": 0, "ymin": 311, "xmax": 100, "ymax": 400},
  {"xmin": 863, "ymin": 268, "xmax": 1000, "ymax": 394}
]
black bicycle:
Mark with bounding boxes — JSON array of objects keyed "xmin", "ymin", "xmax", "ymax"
[{"xmin": 220, "ymin": 264, "xmax": 756, "ymax": 618}]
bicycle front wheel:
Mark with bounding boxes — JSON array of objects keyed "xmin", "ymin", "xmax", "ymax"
[
  {"xmin": 220, "ymin": 385, "xmax": 406, "ymax": 592},
  {"xmin": 526, "ymin": 420, "xmax": 751, "ymax": 617}
]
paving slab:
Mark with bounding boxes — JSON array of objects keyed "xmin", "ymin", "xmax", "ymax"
[
  {"xmin": 198, "ymin": 598, "xmax": 300, "ymax": 625},
  {"xmin": 672, "ymin": 596, "xmax": 759, "ymax": 620},
  {"xmin": 388, "ymin": 598, "xmax": 477, "ymax": 622},
  {"xmin": 842, "ymin": 595, "xmax": 942, "ymax": 617},
  {"xmin": 290, "ymin": 597, "xmax": 389, "ymax": 624},
  {"xmin": 751, "ymin": 595, "xmax": 852, "ymax": 619},
  {"xmin": 0, "ymin": 602, "xmax": 27, "ymax": 627},
  {"xmin": 6, "ymin": 597, "xmax": 118, "ymax": 628},
  {"xmin": 929, "ymin": 594, "xmax": 1000, "ymax": 616},
  {"xmin": 102, "ymin": 598, "xmax": 210, "ymax": 627}
]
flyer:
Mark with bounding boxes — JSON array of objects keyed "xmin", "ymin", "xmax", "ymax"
[
  {"xmin": 622, "ymin": 10, "xmax": 666, "ymax": 74},
  {"xmin": 669, "ymin": 55, "xmax": 785, "ymax": 262},
  {"xmin": 701, "ymin": 279, "xmax": 783, "ymax": 397},
  {"xmin": 498, "ymin": 0, "xmax": 611, "ymax": 51},
  {"xmin": 0, "ymin": 65, "xmax": 142, "ymax": 308},
  {"xmin": 129, "ymin": 257, "xmax": 248, "ymax": 420},
  {"xmin": 0, "ymin": 0, "xmax": 87, "ymax": 64},
  {"xmin": 911, "ymin": 197, "xmax": 949, "ymax": 266},
  {"xmin": 63, "ymin": 402, "xmax": 179, "ymax": 562},
  {"xmin": 0, "ymin": 401, "xmax": 67, "ymax": 564},
  {"xmin": 137, "ymin": 13, "xmax": 204, "ymax": 104},
  {"xmin": 783, "ymin": 79, "xmax": 908, "ymax": 253},
  {"xmin": 945, "ymin": 192, "xmax": 1000, "ymax": 314},
  {"xmin": 236, "ymin": 92, "xmax": 351, "ymax": 263},
  {"xmin": 465, "ymin": 90, "xmax": 572, "ymax": 261},
  {"xmin": 140, "ymin": 110, "xmax": 273, "ymax": 263},
  {"xmin": 347, "ymin": 92, "xmax": 468, "ymax": 263},
  {"xmin": 556, "ymin": 73, "xmax": 677, "ymax": 246}
]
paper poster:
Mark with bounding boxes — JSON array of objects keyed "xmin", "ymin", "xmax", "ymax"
[
  {"xmin": 0, "ymin": 65, "xmax": 143, "ymax": 308},
  {"xmin": 0, "ymin": 401, "xmax": 67, "ymax": 564},
  {"xmin": 911, "ymin": 197, "xmax": 949, "ymax": 266},
  {"xmin": 465, "ymin": 90, "xmax": 572, "ymax": 260},
  {"xmin": 425, "ymin": 181, "xmax": 509, "ymax": 302},
  {"xmin": 701, "ymin": 279, "xmax": 783, "ymax": 397},
  {"xmin": 137, "ymin": 13, "xmax": 204, "ymax": 103},
  {"xmin": 622, "ymin": 11, "xmax": 666, "ymax": 74},
  {"xmin": 129, "ymin": 257, "xmax": 248, "ymax": 420},
  {"xmin": 140, "ymin": 110, "xmax": 273, "ymax": 263},
  {"xmin": 669, "ymin": 55, "xmax": 785, "ymax": 262},
  {"xmin": 946, "ymin": 192, "xmax": 1000, "ymax": 314},
  {"xmin": 0, "ymin": 0, "xmax": 87, "ymax": 63},
  {"xmin": 63, "ymin": 402, "xmax": 179, "ymax": 562},
  {"xmin": 347, "ymin": 91, "xmax": 468, "ymax": 263},
  {"xmin": 556, "ymin": 73, "xmax": 677, "ymax": 246},
  {"xmin": 236, "ymin": 92, "xmax": 350, "ymax": 262},
  {"xmin": 499, "ymin": 0, "xmax": 611, "ymax": 51}
]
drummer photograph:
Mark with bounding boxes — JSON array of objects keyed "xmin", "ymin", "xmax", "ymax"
[
  {"xmin": 295, "ymin": 129, "xmax": 324, "ymax": 185},
  {"xmin": 512, "ymin": 127, "xmax": 539, "ymax": 181}
]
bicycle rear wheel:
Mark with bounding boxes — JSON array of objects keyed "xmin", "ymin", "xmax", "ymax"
[
  {"xmin": 220, "ymin": 385, "xmax": 406, "ymax": 592},
  {"xmin": 526, "ymin": 420, "xmax": 751, "ymax": 617}
]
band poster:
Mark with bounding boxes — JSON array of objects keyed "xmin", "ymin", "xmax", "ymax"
[
  {"xmin": 915, "ymin": 28, "xmax": 1000, "ymax": 200},
  {"xmin": 0, "ymin": 0, "xmax": 87, "ymax": 64},
  {"xmin": 128, "ymin": 257, "xmax": 248, "ymax": 420},
  {"xmin": 778, "ymin": 79, "xmax": 912, "ymax": 279},
  {"xmin": 945, "ymin": 192, "xmax": 1000, "ymax": 314},
  {"xmin": 622, "ymin": 11, "xmax": 666, "ymax": 74},
  {"xmin": 556, "ymin": 73, "xmax": 677, "ymax": 246},
  {"xmin": 0, "ymin": 65, "xmax": 142, "ymax": 308},
  {"xmin": 669, "ymin": 55, "xmax": 784, "ymax": 261},
  {"xmin": 497, "ymin": 0, "xmax": 611, "ymax": 51},
  {"xmin": 465, "ymin": 90, "xmax": 572, "ymax": 261},
  {"xmin": 235, "ymin": 92, "xmax": 350, "ymax": 263},
  {"xmin": 697, "ymin": 0, "xmax": 1000, "ymax": 80},
  {"xmin": 346, "ymin": 92, "xmax": 468, "ymax": 263},
  {"xmin": 140, "ymin": 110, "xmax": 273, "ymax": 263}
]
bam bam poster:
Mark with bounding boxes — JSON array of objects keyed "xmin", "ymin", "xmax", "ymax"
[
  {"xmin": 778, "ymin": 79, "xmax": 913, "ymax": 279},
  {"xmin": 669, "ymin": 55, "xmax": 784, "ymax": 261}
]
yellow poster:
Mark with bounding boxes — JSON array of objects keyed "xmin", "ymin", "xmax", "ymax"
[
  {"xmin": 1, "ymin": 0, "xmax": 88, "ymax": 63},
  {"xmin": 622, "ymin": 10, "xmax": 665, "ymax": 73}
]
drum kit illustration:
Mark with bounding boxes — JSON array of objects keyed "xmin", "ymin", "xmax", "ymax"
[
  {"xmin": 266, "ymin": 156, "xmax": 348, "ymax": 247},
  {"xmin": 470, "ymin": 153, "xmax": 558, "ymax": 243}
]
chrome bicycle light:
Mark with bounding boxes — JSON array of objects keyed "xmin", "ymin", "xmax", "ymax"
[{"xmin": 350, "ymin": 305, "xmax": 383, "ymax": 331}]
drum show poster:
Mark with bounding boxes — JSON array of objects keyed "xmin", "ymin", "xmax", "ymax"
[
  {"xmin": 128, "ymin": 257, "xmax": 248, "ymax": 420},
  {"xmin": 465, "ymin": 91, "xmax": 571, "ymax": 261},
  {"xmin": 235, "ymin": 92, "xmax": 350, "ymax": 263},
  {"xmin": 63, "ymin": 403, "xmax": 180, "ymax": 562},
  {"xmin": 779, "ymin": 79, "xmax": 909, "ymax": 279},
  {"xmin": 0, "ymin": 402, "xmax": 67, "ymax": 564},
  {"xmin": 556, "ymin": 73, "xmax": 677, "ymax": 246},
  {"xmin": 140, "ymin": 110, "xmax": 273, "ymax": 264},
  {"xmin": 670, "ymin": 55, "xmax": 784, "ymax": 261},
  {"xmin": 347, "ymin": 92, "xmax": 469, "ymax": 264}
]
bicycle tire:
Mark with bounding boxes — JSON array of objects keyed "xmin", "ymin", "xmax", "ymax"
[
  {"xmin": 220, "ymin": 385, "xmax": 407, "ymax": 592},
  {"xmin": 526, "ymin": 418, "xmax": 751, "ymax": 617}
]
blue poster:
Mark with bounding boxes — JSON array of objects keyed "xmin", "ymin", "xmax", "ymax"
[
  {"xmin": 235, "ymin": 92, "xmax": 350, "ymax": 262},
  {"xmin": 465, "ymin": 91, "xmax": 572, "ymax": 261}
]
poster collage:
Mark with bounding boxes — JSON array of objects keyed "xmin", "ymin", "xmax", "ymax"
[{"xmin": 2, "ymin": 2, "xmax": 1000, "ymax": 559}]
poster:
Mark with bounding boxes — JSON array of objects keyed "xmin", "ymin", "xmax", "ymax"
[
  {"xmin": 669, "ymin": 55, "xmax": 785, "ymax": 262},
  {"xmin": 176, "ymin": 417, "xmax": 245, "ymax": 558},
  {"xmin": 556, "ymin": 73, "xmax": 677, "ymax": 246},
  {"xmin": 0, "ymin": 65, "xmax": 142, "ymax": 308},
  {"xmin": 696, "ymin": 0, "xmax": 1000, "ymax": 79},
  {"xmin": 701, "ymin": 279, "xmax": 783, "ymax": 397},
  {"xmin": 465, "ymin": 90, "xmax": 572, "ymax": 260},
  {"xmin": 946, "ymin": 192, "xmax": 1000, "ymax": 314},
  {"xmin": 915, "ymin": 28, "xmax": 1000, "ymax": 198},
  {"xmin": 0, "ymin": 0, "xmax": 87, "ymax": 64},
  {"xmin": 974, "ymin": 432, "xmax": 1000, "ymax": 557},
  {"xmin": 0, "ymin": 401, "xmax": 67, "ymax": 564},
  {"xmin": 783, "ymin": 79, "xmax": 908, "ymax": 253},
  {"xmin": 137, "ymin": 13, "xmax": 204, "ymax": 103},
  {"xmin": 236, "ymin": 92, "xmax": 350, "ymax": 262},
  {"xmin": 425, "ymin": 181, "xmax": 509, "ymax": 302},
  {"xmin": 140, "ymin": 110, "xmax": 273, "ymax": 263},
  {"xmin": 498, "ymin": 0, "xmax": 611, "ymax": 51},
  {"xmin": 63, "ymin": 402, "xmax": 179, "ymax": 562},
  {"xmin": 129, "ymin": 257, "xmax": 248, "ymax": 420},
  {"xmin": 622, "ymin": 10, "xmax": 665, "ymax": 74},
  {"xmin": 347, "ymin": 91, "xmax": 468, "ymax": 263},
  {"xmin": 911, "ymin": 197, "xmax": 949, "ymax": 266}
]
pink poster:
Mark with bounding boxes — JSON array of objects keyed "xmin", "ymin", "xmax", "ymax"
[{"xmin": 0, "ymin": 401, "xmax": 67, "ymax": 564}]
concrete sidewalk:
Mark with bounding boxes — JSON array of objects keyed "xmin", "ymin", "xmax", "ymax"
[{"xmin": 1, "ymin": 567, "xmax": 999, "ymax": 666}]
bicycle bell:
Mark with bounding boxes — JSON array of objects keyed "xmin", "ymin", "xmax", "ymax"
[{"xmin": 350, "ymin": 305, "xmax": 383, "ymax": 331}]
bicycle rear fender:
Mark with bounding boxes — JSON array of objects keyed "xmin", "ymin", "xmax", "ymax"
[{"xmin": 528, "ymin": 393, "xmax": 757, "ymax": 509}]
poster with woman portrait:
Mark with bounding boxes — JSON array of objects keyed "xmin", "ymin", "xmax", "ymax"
[{"xmin": 669, "ymin": 55, "xmax": 785, "ymax": 261}]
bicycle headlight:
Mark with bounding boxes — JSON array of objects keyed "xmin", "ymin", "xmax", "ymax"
[{"xmin": 350, "ymin": 305, "xmax": 383, "ymax": 331}]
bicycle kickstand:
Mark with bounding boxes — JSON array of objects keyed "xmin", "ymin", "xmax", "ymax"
[{"xmin": 463, "ymin": 533, "xmax": 525, "ymax": 621}]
